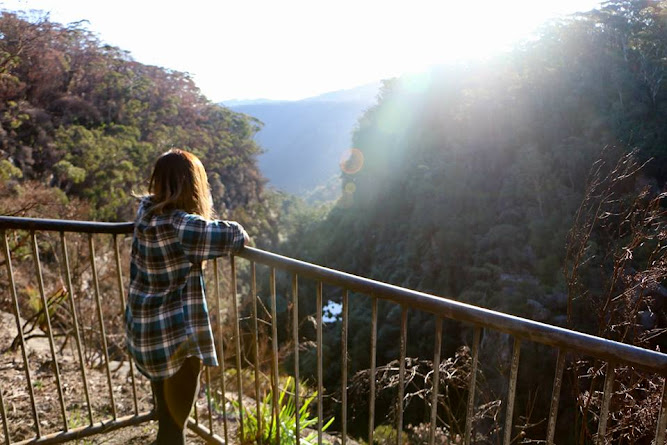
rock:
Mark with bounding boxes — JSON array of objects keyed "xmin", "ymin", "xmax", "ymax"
[{"xmin": 0, "ymin": 310, "xmax": 52, "ymax": 356}]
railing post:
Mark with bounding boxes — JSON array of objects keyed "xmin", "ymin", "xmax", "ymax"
[
  {"xmin": 230, "ymin": 256, "xmax": 244, "ymax": 440},
  {"xmin": 341, "ymin": 289, "xmax": 349, "ymax": 445},
  {"xmin": 292, "ymin": 274, "xmax": 301, "ymax": 445},
  {"xmin": 397, "ymin": 306, "xmax": 407, "ymax": 445},
  {"xmin": 0, "ymin": 372, "xmax": 8, "ymax": 445},
  {"xmin": 112, "ymin": 234, "xmax": 139, "ymax": 416},
  {"xmin": 31, "ymin": 231, "xmax": 69, "ymax": 431},
  {"xmin": 546, "ymin": 349, "xmax": 566, "ymax": 444},
  {"xmin": 503, "ymin": 337, "xmax": 521, "ymax": 445},
  {"xmin": 88, "ymin": 233, "xmax": 117, "ymax": 420},
  {"xmin": 596, "ymin": 362, "xmax": 615, "ymax": 445},
  {"xmin": 213, "ymin": 258, "xmax": 229, "ymax": 444},
  {"xmin": 250, "ymin": 261, "xmax": 263, "ymax": 443},
  {"xmin": 465, "ymin": 327, "xmax": 481, "ymax": 445},
  {"xmin": 271, "ymin": 268, "xmax": 281, "ymax": 443},
  {"xmin": 206, "ymin": 367, "xmax": 215, "ymax": 432},
  {"xmin": 429, "ymin": 317, "xmax": 442, "ymax": 445},
  {"xmin": 63, "ymin": 232, "xmax": 94, "ymax": 425},
  {"xmin": 656, "ymin": 377, "xmax": 667, "ymax": 445},
  {"xmin": 368, "ymin": 296, "xmax": 378, "ymax": 445},
  {"xmin": 316, "ymin": 281, "xmax": 323, "ymax": 445},
  {"xmin": 2, "ymin": 230, "xmax": 41, "ymax": 438}
]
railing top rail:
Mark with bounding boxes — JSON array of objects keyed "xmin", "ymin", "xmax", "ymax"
[
  {"xmin": 238, "ymin": 247, "xmax": 667, "ymax": 376},
  {"xmin": 1, "ymin": 215, "xmax": 665, "ymax": 375},
  {"xmin": 0, "ymin": 216, "xmax": 134, "ymax": 234}
]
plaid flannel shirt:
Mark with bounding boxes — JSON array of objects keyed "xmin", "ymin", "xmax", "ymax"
[{"xmin": 125, "ymin": 198, "xmax": 246, "ymax": 380}]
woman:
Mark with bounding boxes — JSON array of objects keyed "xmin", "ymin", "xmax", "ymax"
[{"xmin": 125, "ymin": 149, "xmax": 248, "ymax": 444}]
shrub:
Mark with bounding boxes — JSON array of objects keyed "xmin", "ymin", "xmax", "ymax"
[{"xmin": 233, "ymin": 377, "xmax": 334, "ymax": 444}]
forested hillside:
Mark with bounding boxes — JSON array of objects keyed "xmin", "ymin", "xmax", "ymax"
[
  {"xmin": 276, "ymin": 1, "xmax": 667, "ymax": 441},
  {"xmin": 283, "ymin": 0, "xmax": 666, "ymax": 324},
  {"xmin": 0, "ymin": 11, "xmax": 282, "ymax": 245}
]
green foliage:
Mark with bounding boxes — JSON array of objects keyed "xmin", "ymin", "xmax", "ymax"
[
  {"xmin": 233, "ymin": 377, "xmax": 334, "ymax": 445},
  {"xmin": 372, "ymin": 425, "xmax": 409, "ymax": 445},
  {"xmin": 0, "ymin": 11, "xmax": 272, "ymax": 227},
  {"xmin": 53, "ymin": 160, "xmax": 86, "ymax": 184},
  {"xmin": 0, "ymin": 159, "xmax": 21, "ymax": 179},
  {"xmin": 53, "ymin": 124, "xmax": 154, "ymax": 220}
]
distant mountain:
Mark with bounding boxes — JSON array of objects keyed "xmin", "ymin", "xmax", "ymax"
[
  {"xmin": 301, "ymin": 82, "xmax": 381, "ymax": 103},
  {"xmin": 226, "ymin": 82, "xmax": 381, "ymax": 198},
  {"xmin": 221, "ymin": 98, "xmax": 286, "ymax": 107}
]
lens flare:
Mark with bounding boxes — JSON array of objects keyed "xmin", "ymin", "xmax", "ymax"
[{"xmin": 340, "ymin": 148, "xmax": 364, "ymax": 175}]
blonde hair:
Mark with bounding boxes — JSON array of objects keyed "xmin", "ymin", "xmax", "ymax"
[{"xmin": 147, "ymin": 149, "xmax": 213, "ymax": 220}]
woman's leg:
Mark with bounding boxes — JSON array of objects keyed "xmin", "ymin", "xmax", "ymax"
[{"xmin": 152, "ymin": 357, "xmax": 202, "ymax": 444}]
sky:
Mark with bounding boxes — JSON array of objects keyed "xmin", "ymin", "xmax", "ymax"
[{"xmin": 0, "ymin": 0, "xmax": 603, "ymax": 102}]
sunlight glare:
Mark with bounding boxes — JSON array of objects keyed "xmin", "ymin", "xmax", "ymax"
[{"xmin": 0, "ymin": 0, "xmax": 601, "ymax": 101}]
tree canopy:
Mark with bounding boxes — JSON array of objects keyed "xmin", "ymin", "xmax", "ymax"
[
  {"xmin": 275, "ymin": 2, "xmax": 666, "ymax": 440},
  {"xmin": 0, "ymin": 11, "xmax": 266, "ymax": 224}
]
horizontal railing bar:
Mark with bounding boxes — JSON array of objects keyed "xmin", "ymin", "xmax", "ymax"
[
  {"xmin": 186, "ymin": 420, "xmax": 225, "ymax": 445},
  {"xmin": 12, "ymin": 412, "xmax": 155, "ymax": 445},
  {"xmin": 0, "ymin": 216, "xmax": 134, "ymax": 234},
  {"xmin": 237, "ymin": 247, "xmax": 667, "ymax": 375},
  {"xmin": 1, "ymin": 216, "xmax": 665, "ymax": 375}
]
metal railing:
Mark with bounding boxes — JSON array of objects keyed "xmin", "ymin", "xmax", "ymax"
[{"xmin": 0, "ymin": 215, "xmax": 666, "ymax": 445}]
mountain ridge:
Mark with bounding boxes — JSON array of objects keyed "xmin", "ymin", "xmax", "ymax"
[
  {"xmin": 225, "ymin": 82, "xmax": 381, "ymax": 197},
  {"xmin": 222, "ymin": 81, "xmax": 381, "ymax": 107}
]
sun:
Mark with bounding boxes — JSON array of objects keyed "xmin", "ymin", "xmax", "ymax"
[{"xmin": 356, "ymin": 0, "xmax": 602, "ymax": 77}]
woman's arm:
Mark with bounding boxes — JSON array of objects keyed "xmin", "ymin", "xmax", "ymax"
[{"xmin": 173, "ymin": 211, "xmax": 248, "ymax": 263}]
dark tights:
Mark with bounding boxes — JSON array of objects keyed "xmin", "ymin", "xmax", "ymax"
[{"xmin": 151, "ymin": 357, "xmax": 201, "ymax": 445}]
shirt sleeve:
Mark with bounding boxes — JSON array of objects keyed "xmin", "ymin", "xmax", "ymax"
[{"xmin": 172, "ymin": 211, "xmax": 247, "ymax": 263}]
